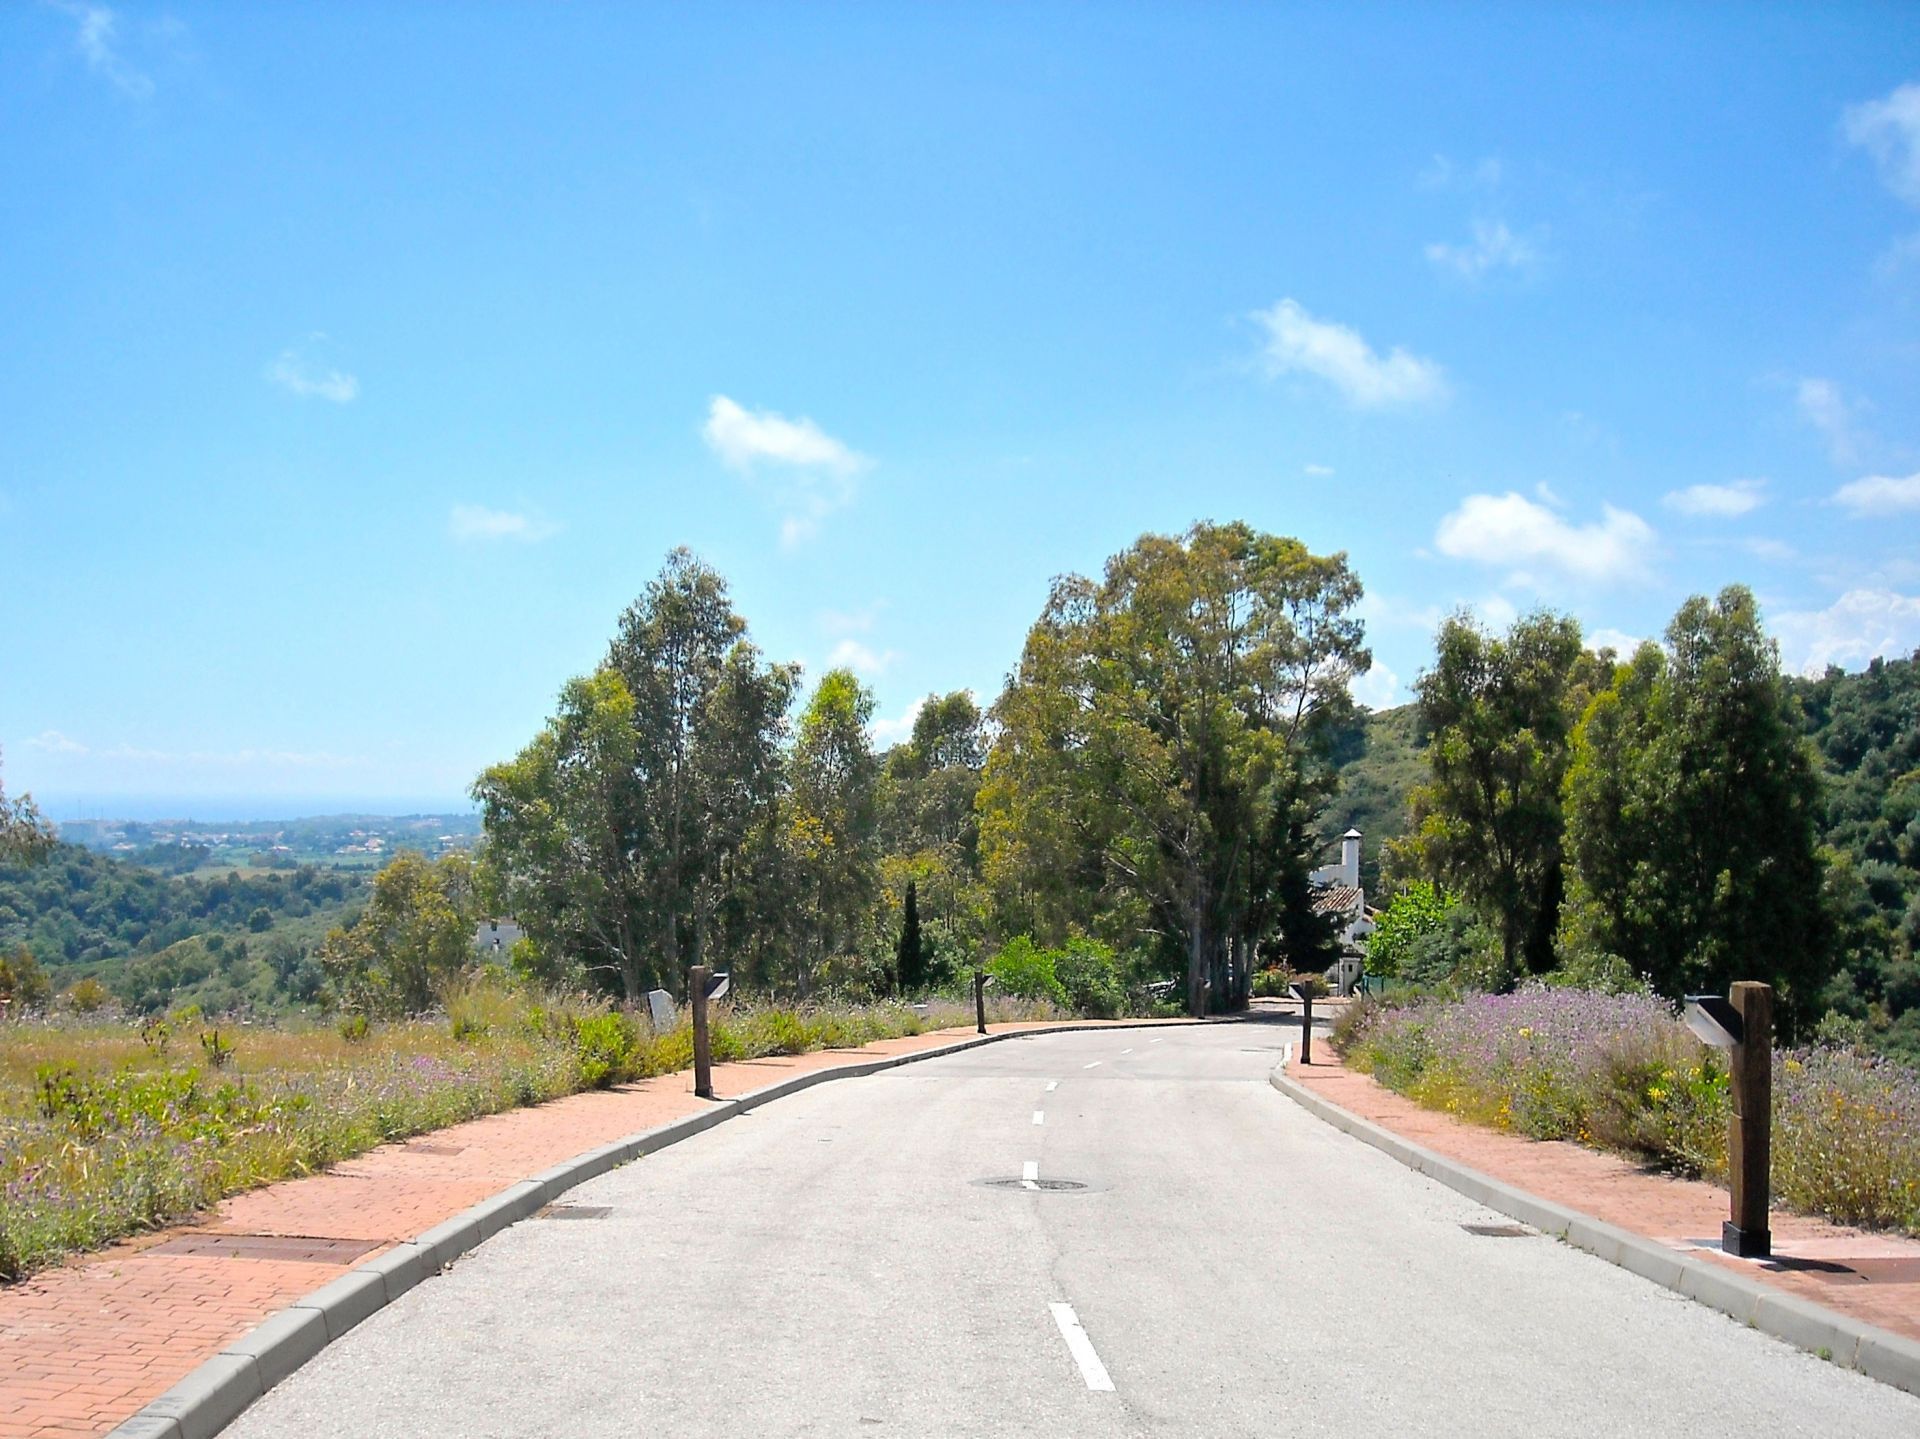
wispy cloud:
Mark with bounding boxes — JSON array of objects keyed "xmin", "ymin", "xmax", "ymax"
[
  {"xmin": 826, "ymin": 638, "xmax": 897, "ymax": 676},
  {"xmin": 702, "ymin": 395, "xmax": 869, "ymax": 546},
  {"xmin": 22, "ymin": 730, "xmax": 362, "ymax": 769},
  {"xmin": 1303, "ymin": 463, "xmax": 1334, "ymax": 477},
  {"xmin": 1833, "ymin": 471, "xmax": 1920, "ymax": 517},
  {"xmin": 1425, "ymin": 220, "xmax": 1542, "ymax": 280},
  {"xmin": 449, "ymin": 505, "xmax": 561, "ymax": 543},
  {"xmin": 1844, "ymin": 82, "xmax": 1920, "ymax": 207},
  {"xmin": 1662, "ymin": 478, "xmax": 1766, "ymax": 517},
  {"xmin": 47, "ymin": 1, "xmax": 154, "ymax": 99},
  {"xmin": 1771, "ymin": 588, "xmax": 1920, "ymax": 676},
  {"xmin": 1586, "ymin": 627, "xmax": 1644, "ymax": 656},
  {"xmin": 1435, "ymin": 491, "xmax": 1655, "ymax": 585},
  {"xmin": 1349, "ymin": 661, "xmax": 1402, "ymax": 711},
  {"xmin": 1253, "ymin": 299, "xmax": 1447, "ymax": 409},
  {"xmin": 1797, "ymin": 377, "xmax": 1868, "ymax": 466},
  {"xmin": 267, "ymin": 338, "xmax": 359, "ymax": 403},
  {"xmin": 1418, "ymin": 154, "xmax": 1503, "ymax": 191},
  {"xmin": 869, "ymin": 697, "xmax": 925, "ymax": 748}
]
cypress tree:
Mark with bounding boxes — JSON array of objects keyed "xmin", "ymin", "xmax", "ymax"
[{"xmin": 895, "ymin": 880, "xmax": 926, "ymax": 993}]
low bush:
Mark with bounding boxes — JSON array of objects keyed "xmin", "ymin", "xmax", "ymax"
[{"xmin": 1344, "ymin": 985, "xmax": 1920, "ymax": 1235}]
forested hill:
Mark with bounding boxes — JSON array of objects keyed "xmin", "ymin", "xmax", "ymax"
[
  {"xmin": 0, "ymin": 845, "xmax": 364, "ymax": 1007},
  {"xmin": 1322, "ymin": 703, "xmax": 1425, "ymax": 893},
  {"xmin": 1327, "ymin": 654, "xmax": 1920, "ymax": 889}
]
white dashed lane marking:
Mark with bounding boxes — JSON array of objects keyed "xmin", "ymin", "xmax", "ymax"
[{"xmin": 1049, "ymin": 1303, "xmax": 1116, "ymax": 1392}]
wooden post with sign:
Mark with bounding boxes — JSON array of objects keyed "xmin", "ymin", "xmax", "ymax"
[
  {"xmin": 1724, "ymin": 981, "xmax": 1773, "ymax": 1258},
  {"xmin": 690, "ymin": 964, "xmax": 714, "ymax": 1100}
]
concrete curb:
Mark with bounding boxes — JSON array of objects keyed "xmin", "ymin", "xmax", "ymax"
[
  {"xmin": 105, "ymin": 1017, "xmax": 1196, "ymax": 1439},
  {"xmin": 1268, "ymin": 1062, "xmax": 1920, "ymax": 1398}
]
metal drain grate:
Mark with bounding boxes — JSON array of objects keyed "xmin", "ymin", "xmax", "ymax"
[
  {"xmin": 537, "ymin": 1204, "xmax": 611, "ymax": 1219},
  {"xmin": 975, "ymin": 1178, "xmax": 1090, "ymax": 1192},
  {"xmin": 150, "ymin": 1233, "xmax": 383, "ymax": 1263},
  {"xmin": 1462, "ymin": 1223, "xmax": 1533, "ymax": 1238}
]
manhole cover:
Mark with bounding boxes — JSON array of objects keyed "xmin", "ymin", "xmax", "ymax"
[
  {"xmin": 974, "ymin": 1178, "xmax": 1090, "ymax": 1192},
  {"xmin": 1462, "ymin": 1223, "xmax": 1533, "ymax": 1238},
  {"xmin": 537, "ymin": 1204, "xmax": 611, "ymax": 1219},
  {"xmin": 150, "ymin": 1233, "xmax": 383, "ymax": 1263}
]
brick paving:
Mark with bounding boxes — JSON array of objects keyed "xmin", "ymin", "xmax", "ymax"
[
  {"xmin": 1285, "ymin": 1043, "xmax": 1920, "ymax": 1346},
  {"xmin": 0, "ymin": 1020, "xmax": 1155, "ymax": 1439}
]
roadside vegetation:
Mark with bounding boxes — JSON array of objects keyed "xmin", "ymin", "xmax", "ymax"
[
  {"xmin": 0, "ymin": 981, "xmax": 1065, "ymax": 1282},
  {"xmin": 1334, "ymin": 987, "xmax": 1920, "ymax": 1237}
]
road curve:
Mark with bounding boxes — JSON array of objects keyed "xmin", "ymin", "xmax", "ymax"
[{"xmin": 226, "ymin": 1022, "xmax": 1920, "ymax": 1438}]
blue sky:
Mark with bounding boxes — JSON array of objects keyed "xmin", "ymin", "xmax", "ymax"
[{"xmin": 4, "ymin": 3, "xmax": 1919, "ymax": 817}]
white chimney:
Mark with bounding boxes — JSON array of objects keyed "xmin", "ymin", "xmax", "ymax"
[{"xmin": 1341, "ymin": 828, "xmax": 1362, "ymax": 888}]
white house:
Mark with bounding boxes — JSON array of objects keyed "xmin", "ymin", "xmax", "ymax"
[{"xmin": 1309, "ymin": 828, "xmax": 1377, "ymax": 952}]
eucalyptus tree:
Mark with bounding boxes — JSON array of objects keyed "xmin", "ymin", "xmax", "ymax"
[
  {"xmin": 785, "ymin": 668, "xmax": 879, "ymax": 993},
  {"xmin": 1561, "ymin": 586, "xmax": 1832, "ymax": 1022},
  {"xmin": 0, "ymin": 754, "xmax": 53, "ymax": 863},
  {"xmin": 475, "ymin": 550, "xmax": 797, "ymax": 1000},
  {"xmin": 980, "ymin": 522, "xmax": 1369, "ymax": 1016},
  {"xmin": 1391, "ymin": 610, "xmax": 1595, "ymax": 981}
]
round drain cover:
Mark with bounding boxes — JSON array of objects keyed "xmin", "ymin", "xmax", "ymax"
[{"xmin": 974, "ymin": 1177, "xmax": 1090, "ymax": 1192}]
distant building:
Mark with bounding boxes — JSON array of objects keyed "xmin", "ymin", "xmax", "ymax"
[
  {"xmin": 1309, "ymin": 828, "xmax": 1378, "ymax": 952},
  {"xmin": 473, "ymin": 919, "xmax": 524, "ymax": 959}
]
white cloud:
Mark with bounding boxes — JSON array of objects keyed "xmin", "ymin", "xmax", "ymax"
[
  {"xmin": 1253, "ymin": 299, "xmax": 1448, "ymax": 409},
  {"xmin": 267, "ymin": 341, "xmax": 358, "ymax": 403},
  {"xmin": 1303, "ymin": 463, "xmax": 1334, "ymax": 477},
  {"xmin": 1434, "ymin": 491, "xmax": 1656, "ymax": 584},
  {"xmin": 1662, "ymin": 478, "xmax": 1766, "ymax": 517},
  {"xmin": 1587, "ymin": 627, "xmax": 1643, "ymax": 656},
  {"xmin": 1418, "ymin": 154, "xmax": 1503, "ymax": 191},
  {"xmin": 1771, "ymin": 589, "xmax": 1920, "ymax": 676},
  {"xmin": 869, "ymin": 697, "xmax": 925, "ymax": 748},
  {"xmin": 449, "ymin": 505, "xmax": 561, "ymax": 543},
  {"xmin": 702, "ymin": 395, "xmax": 868, "ymax": 545},
  {"xmin": 19, "ymin": 730, "xmax": 362, "ymax": 769},
  {"xmin": 1425, "ymin": 220, "xmax": 1541, "ymax": 279},
  {"xmin": 1844, "ymin": 82, "xmax": 1920, "ymax": 207},
  {"xmin": 1833, "ymin": 471, "xmax": 1920, "ymax": 516},
  {"xmin": 25, "ymin": 729, "xmax": 87, "ymax": 755},
  {"xmin": 1475, "ymin": 593, "xmax": 1520, "ymax": 631},
  {"xmin": 1797, "ymin": 377, "xmax": 1866, "ymax": 465},
  {"xmin": 1349, "ymin": 662, "xmax": 1402, "ymax": 711},
  {"xmin": 1736, "ymin": 536, "xmax": 1797, "ymax": 563},
  {"xmin": 826, "ymin": 638, "xmax": 897, "ymax": 677},
  {"xmin": 49, "ymin": 2, "xmax": 154, "ymax": 99},
  {"xmin": 702, "ymin": 395, "xmax": 866, "ymax": 475}
]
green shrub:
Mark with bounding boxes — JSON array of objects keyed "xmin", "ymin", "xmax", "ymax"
[
  {"xmin": 988, "ymin": 936, "xmax": 1066, "ymax": 1006},
  {"xmin": 337, "ymin": 1012, "xmax": 371, "ymax": 1042},
  {"xmin": 1051, "ymin": 938, "xmax": 1124, "ymax": 1018},
  {"xmin": 571, "ymin": 1011, "xmax": 639, "ymax": 1088}
]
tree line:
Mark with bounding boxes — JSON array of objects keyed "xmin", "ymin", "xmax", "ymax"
[
  {"xmin": 466, "ymin": 527, "xmax": 1368, "ymax": 1018},
  {"xmin": 1376, "ymin": 586, "xmax": 1915, "ymax": 1046}
]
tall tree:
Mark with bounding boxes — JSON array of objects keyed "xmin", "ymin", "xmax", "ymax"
[
  {"xmin": 875, "ymin": 691, "xmax": 989, "ymax": 969},
  {"xmin": 476, "ymin": 551, "xmax": 797, "ymax": 999},
  {"xmin": 1561, "ymin": 586, "xmax": 1833, "ymax": 1024},
  {"xmin": 895, "ymin": 878, "xmax": 926, "ymax": 993},
  {"xmin": 1392, "ymin": 611, "xmax": 1594, "ymax": 979},
  {"xmin": 980, "ymin": 523, "xmax": 1368, "ymax": 1015},
  {"xmin": 786, "ymin": 668, "xmax": 879, "ymax": 993}
]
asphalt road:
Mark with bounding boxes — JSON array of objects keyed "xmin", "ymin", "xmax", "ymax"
[{"xmin": 228, "ymin": 1021, "xmax": 1920, "ymax": 1437}]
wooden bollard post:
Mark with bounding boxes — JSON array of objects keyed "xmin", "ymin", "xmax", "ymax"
[
  {"xmin": 690, "ymin": 964, "xmax": 714, "ymax": 1100},
  {"xmin": 1725, "ymin": 981, "xmax": 1773, "ymax": 1258},
  {"xmin": 974, "ymin": 969, "xmax": 987, "ymax": 1035}
]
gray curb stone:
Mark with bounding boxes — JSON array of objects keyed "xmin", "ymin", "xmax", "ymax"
[
  {"xmin": 105, "ymin": 1017, "xmax": 1194, "ymax": 1439},
  {"xmin": 1268, "ymin": 1062, "xmax": 1920, "ymax": 1397},
  {"xmin": 136, "ymin": 1354, "xmax": 262, "ymax": 1439}
]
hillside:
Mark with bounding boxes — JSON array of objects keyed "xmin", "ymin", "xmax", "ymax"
[
  {"xmin": 0, "ymin": 845, "xmax": 366, "ymax": 1013},
  {"xmin": 1321, "ymin": 703, "xmax": 1425, "ymax": 893}
]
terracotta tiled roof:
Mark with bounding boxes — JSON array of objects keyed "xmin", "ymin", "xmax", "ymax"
[{"xmin": 1311, "ymin": 883, "xmax": 1363, "ymax": 916}]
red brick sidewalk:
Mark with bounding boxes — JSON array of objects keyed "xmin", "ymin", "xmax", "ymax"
[
  {"xmin": 0, "ymin": 1020, "xmax": 1156, "ymax": 1439},
  {"xmin": 1285, "ymin": 1046, "xmax": 1920, "ymax": 1346}
]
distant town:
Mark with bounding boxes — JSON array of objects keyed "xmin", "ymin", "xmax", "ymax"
[{"xmin": 55, "ymin": 813, "xmax": 483, "ymax": 874}]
